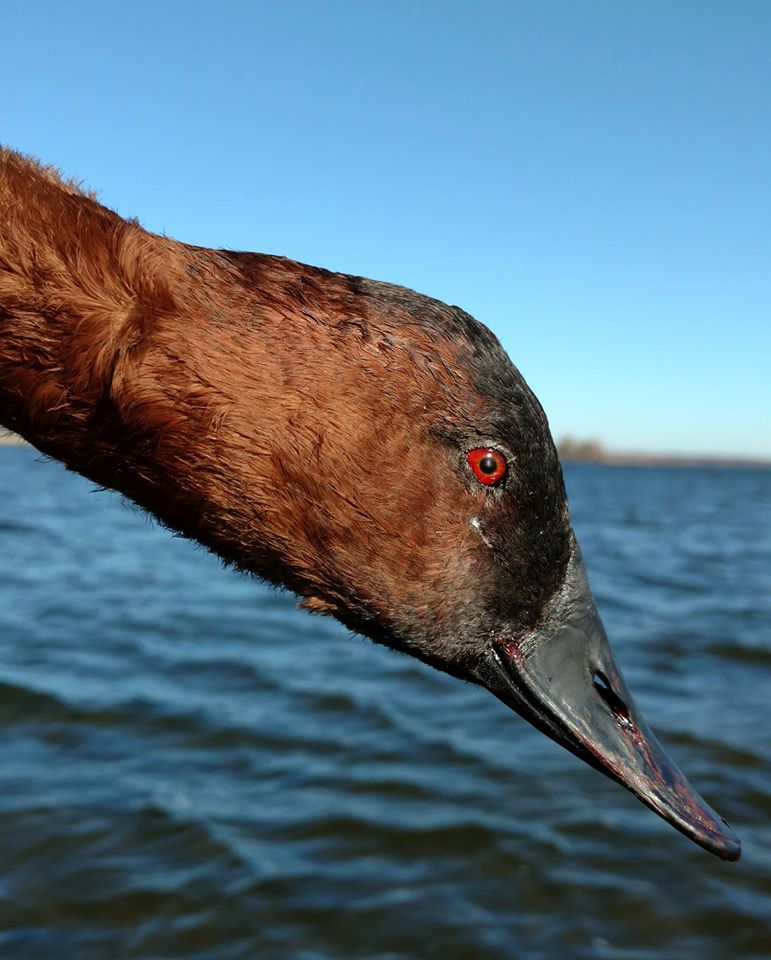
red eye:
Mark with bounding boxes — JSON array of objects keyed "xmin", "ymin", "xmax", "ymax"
[{"xmin": 467, "ymin": 448, "xmax": 507, "ymax": 486}]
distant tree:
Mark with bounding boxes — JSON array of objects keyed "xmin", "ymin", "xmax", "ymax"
[{"xmin": 557, "ymin": 436, "xmax": 608, "ymax": 462}]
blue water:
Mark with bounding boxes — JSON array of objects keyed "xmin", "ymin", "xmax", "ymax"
[{"xmin": 0, "ymin": 447, "xmax": 769, "ymax": 959}]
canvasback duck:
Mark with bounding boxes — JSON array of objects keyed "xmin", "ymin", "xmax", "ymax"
[{"xmin": 0, "ymin": 147, "xmax": 740, "ymax": 860}]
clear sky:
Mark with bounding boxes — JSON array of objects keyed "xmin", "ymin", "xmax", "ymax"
[{"xmin": 2, "ymin": 1, "xmax": 769, "ymax": 456}]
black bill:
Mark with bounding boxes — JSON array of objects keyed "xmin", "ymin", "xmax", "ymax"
[{"xmin": 472, "ymin": 547, "xmax": 741, "ymax": 861}]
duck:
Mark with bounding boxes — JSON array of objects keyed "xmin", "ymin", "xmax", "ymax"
[{"xmin": 0, "ymin": 146, "xmax": 740, "ymax": 860}]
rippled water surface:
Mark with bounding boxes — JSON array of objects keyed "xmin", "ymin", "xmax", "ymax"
[{"xmin": 0, "ymin": 447, "xmax": 769, "ymax": 959}]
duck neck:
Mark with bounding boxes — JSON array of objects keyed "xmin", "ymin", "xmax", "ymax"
[
  {"xmin": 0, "ymin": 148, "xmax": 426, "ymax": 625},
  {"xmin": 0, "ymin": 149, "xmax": 235, "ymax": 548},
  {"xmin": 0, "ymin": 149, "xmax": 334, "ymax": 606},
  {"xmin": 0, "ymin": 149, "xmax": 169, "ymax": 457}
]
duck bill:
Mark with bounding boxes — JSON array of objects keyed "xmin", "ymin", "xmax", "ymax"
[{"xmin": 472, "ymin": 548, "xmax": 741, "ymax": 861}]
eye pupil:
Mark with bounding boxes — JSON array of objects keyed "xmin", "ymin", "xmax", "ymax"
[{"xmin": 479, "ymin": 456, "xmax": 497, "ymax": 474}]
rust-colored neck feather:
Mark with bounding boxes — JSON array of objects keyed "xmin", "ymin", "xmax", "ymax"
[{"xmin": 0, "ymin": 148, "xmax": 494, "ymax": 647}]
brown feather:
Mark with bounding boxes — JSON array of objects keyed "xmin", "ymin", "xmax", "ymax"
[{"xmin": 0, "ymin": 147, "xmax": 570, "ymax": 667}]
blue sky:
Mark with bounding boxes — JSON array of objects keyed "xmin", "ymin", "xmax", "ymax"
[{"xmin": 2, "ymin": 1, "xmax": 769, "ymax": 455}]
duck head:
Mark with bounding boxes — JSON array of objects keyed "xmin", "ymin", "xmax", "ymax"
[
  {"xmin": 185, "ymin": 260, "xmax": 739, "ymax": 861},
  {"xmin": 0, "ymin": 149, "xmax": 740, "ymax": 859}
]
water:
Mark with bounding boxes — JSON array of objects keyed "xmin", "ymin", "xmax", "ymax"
[{"xmin": 0, "ymin": 446, "xmax": 769, "ymax": 960}]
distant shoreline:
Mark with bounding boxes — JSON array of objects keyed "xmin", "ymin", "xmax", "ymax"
[
  {"xmin": 0, "ymin": 432, "xmax": 27, "ymax": 446},
  {"xmin": 557, "ymin": 438, "xmax": 771, "ymax": 470},
  {"xmin": 560, "ymin": 453, "xmax": 771, "ymax": 469}
]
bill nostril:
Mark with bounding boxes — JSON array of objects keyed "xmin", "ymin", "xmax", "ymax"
[{"xmin": 593, "ymin": 670, "xmax": 632, "ymax": 724}]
